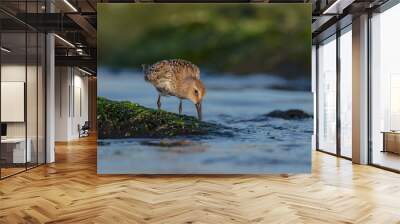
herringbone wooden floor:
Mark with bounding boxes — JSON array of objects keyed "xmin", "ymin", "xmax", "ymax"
[{"xmin": 1, "ymin": 136, "xmax": 400, "ymax": 224}]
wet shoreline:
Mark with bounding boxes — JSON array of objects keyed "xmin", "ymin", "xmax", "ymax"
[{"xmin": 98, "ymin": 69, "xmax": 313, "ymax": 173}]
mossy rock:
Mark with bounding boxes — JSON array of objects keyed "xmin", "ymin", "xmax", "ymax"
[{"xmin": 97, "ymin": 97, "xmax": 222, "ymax": 139}]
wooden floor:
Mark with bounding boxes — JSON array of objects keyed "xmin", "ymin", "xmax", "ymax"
[
  {"xmin": 1, "ymin": 136, "xmax": 400, "ymax": 224},
  {"xmin": 0, "ymin": 167, "xmax": 26, "ymax": 178},
  {"xmin": 372, "ymin": 150, "xmax": 400, "ymax": 171}
]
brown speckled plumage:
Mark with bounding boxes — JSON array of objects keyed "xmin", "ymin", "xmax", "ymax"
[
  {"xmin": 144, "ymin": 59, "xmax": 200, "ymax": 97},
  {"xmin": 143, "ymin": 59, "xmax": 206, "ymax": 120}
]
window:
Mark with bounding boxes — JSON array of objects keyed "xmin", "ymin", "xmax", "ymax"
[
  {"xmin": 0, "ymin": 3, "xmax": 46, "ymax": 179},
  {"xmin": 339, "ymin": 27, "xmax": 352, "ymax": 158},
  {"xmin": 370, "ymin": 3, "xmax": 400, "ymax": 171},
  {"xmin": 317, "ymin": 35, "xmax": 337, "ymax": 154}
]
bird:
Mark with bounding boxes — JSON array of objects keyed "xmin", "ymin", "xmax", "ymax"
[{"xmin": 143, "ymin": 59, "xmax": 206, "ymax": 120}]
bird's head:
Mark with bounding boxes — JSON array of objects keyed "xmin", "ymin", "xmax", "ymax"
[
  {"xmin": 181, "ymin": 78, "xmax": 206, "ymax": 120},
  {"xmin": 186, "ymin": 79, "xmax": 206, "ymax": 104}
]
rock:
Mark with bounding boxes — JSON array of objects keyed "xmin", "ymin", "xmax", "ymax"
[
  {"xmin": 97, "ymin": 97, "xmax": 222, "ymax": 139},
  {"xmin": 265, "ymin": 109, "xmax": 312, "ymax": 120}
]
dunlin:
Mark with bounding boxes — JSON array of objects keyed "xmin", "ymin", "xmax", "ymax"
[{"xmin": 143, "ymin": 59, "xmax": 206, "ymax": 120}]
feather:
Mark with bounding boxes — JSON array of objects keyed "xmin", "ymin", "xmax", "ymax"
[{"xmin": 143, "ymin": 59, "xmax": 199, "ymax": 95}]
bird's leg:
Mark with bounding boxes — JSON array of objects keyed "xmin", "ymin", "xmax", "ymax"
[
  {"xmin": 179, "ymin": 99, "xmax": 183, "ymax": 115},
  {"xmin": 157, "ymin": 95, "xmax": 161, "ymax": 110}
]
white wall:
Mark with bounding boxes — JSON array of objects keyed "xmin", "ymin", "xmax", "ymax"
[
  {"xmin": 1, "ymin": 65, "xmax": 29, "ymax": 138},
  {"xmin": 55, "ymin": 66, "xmax": 70, "ymax": 141},
  {"xmin": 1, "ymin": 82, "xmax": 25, "ymax": 122},
  {"xmin": 1, "ymin": 65, "xmax": 26, "ymax": 130},
  {"xmin": 1, "ymin": 63, "xmax": 46, "ymax": 164},
  {"xmin": 1, "ymin": 65, "xmax": 26, "ymax": 144},
  {"xmin": 72, "ymin": 72, "xmax": 89, "ymax": 138},
  {"xmin": 55, "ymin": 67, "xmax": 89, "ymax": 141}
]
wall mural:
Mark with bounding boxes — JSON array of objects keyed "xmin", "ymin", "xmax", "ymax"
[{"xmin": 97, "ymin": 3, "xmax": 312, "ymax": 174}]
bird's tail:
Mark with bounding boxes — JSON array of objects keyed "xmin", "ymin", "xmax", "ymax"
[
  {"xmin": 142, "ymin": 64, "xmax": 150, "ymax": 81},
  {"xmin": 142, "ymin": 64, "xmax": 149, "ymax": 73}
]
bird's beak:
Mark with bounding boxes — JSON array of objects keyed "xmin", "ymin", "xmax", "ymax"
[{"xmin": 195, "ymin": 101, "xmax": 202, "ymax": 120}]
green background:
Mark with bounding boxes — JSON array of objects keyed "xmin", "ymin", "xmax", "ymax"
[{"xmin": 98, "ymin": 4, "xmax": 311, "ymax": 79}]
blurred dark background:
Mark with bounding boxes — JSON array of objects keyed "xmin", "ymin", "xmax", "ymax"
[{"xmin": 98, "ymin": 4, "xmax": 311, "ymax": 79}]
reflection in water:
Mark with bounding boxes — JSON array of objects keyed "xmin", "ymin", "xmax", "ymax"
[
  {"xmin": 140, "ymin": 140, "xmax": 208, "ymax": 153},
  {"xmin": 98, "ymin": 69, "xmax": 313, "ymax": 174}
]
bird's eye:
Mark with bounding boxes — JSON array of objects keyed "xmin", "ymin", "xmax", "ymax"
[{"xmin": 194, "ymin": 90, "xmax": 199, "ymax": 96}]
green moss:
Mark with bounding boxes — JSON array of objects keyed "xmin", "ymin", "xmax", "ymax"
[{"xmin": 97, "ymin": 97, "xmax": 220, "ymax": 139}]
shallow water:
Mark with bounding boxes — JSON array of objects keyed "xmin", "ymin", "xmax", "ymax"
[{"xmin": 97, "ymin": 68, "xmax": 313, "ymax": 174}]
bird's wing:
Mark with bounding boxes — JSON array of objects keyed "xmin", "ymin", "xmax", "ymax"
[
  {"xmin": 170, "ymin": 59, "xmax": 200, "ymax": 80},
  {"xmin": 144, "ymin": 60, "xmax": 172, "ymax": 81},
  {"xmin": 145, "ymin": 61, "xmax": 177, "ymax": 95},
  {"xmin": 195, "ymin": 72, "xmax": 200, "ymax": 80},
  {"xmin": 191, "ymin": 68, "xmax": 200, "ymax": 80}
]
